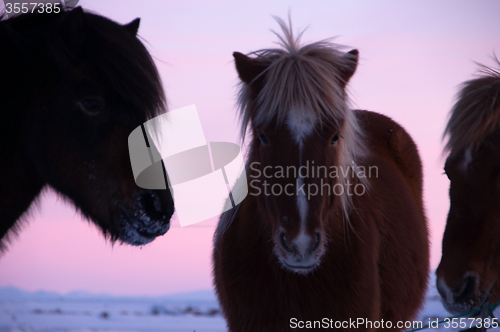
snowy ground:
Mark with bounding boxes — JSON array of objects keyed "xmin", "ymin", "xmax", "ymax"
[
  {"xmin": 1, "ymin": 274, "xmax": 499, "ymax": 331},
  {"xmin": 0, "ymin": 288, "xmax": 226, "ymax": 332}
]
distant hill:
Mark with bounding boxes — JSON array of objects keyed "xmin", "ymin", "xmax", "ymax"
[
  {"xmin": 0, "ymin": 285, "xmax": 217, "ymax": 303},
  {"xmin": 0, "ymin": 286, "xmax": 63, "ymax": 300}
]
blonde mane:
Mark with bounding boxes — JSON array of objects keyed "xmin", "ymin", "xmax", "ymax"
[
  {"xmin": 237, "ymin": 17, "xmax": 368, "ymax": 218},
  {"xmin": 444, "ymin": 59, "xmax": 500, "ymax": 156}
]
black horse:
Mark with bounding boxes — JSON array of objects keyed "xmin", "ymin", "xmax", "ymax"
[{"xmin": 0, "ymin": 7, "xmax": 174, "ymax": 252}]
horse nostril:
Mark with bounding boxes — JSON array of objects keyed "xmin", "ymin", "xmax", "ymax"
[
  {"xmin": 139, "ymin": 190, "xmax": 165, "ymax": 221},
  {"xmin": 312, "ymin": 232, "xmax": 321, "ymax": 252},
  {"xmin": 457, "ymin": 274, "xmax": 478, "ymax": 302},
  {"xmin": 279, "ymin": 232, "xmax": 292, "ymax": 253}
]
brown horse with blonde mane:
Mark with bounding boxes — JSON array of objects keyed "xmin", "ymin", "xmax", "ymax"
[
  {"xmin": 437, "ymin": 59, "xmax": 500, "ymax": 315},
  {"xmin": 213, "ymin": 19, "xmax": 429, "ymax": 331}
]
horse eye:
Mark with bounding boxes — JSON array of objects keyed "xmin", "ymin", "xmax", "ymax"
[
  {"xmin": 331, "ymin": 133, "xmax": 339, "ymax": 145},
  {"xmin": 259, "ymin": 132, "xmax": 269, "ymax": 145},
  {"xmin": 79, "ymin": 99, "xmax": 103, "ymax": 116}
]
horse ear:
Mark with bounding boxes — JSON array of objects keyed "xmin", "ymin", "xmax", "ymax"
[
  {"xmin": 340, "ymin": 49, "xmax": 359, "ymax": 86},
  {"xmin": 60, "ymin": 7, "xmax": 87, "ymax": 55},
  {"xmin": 124, "ymin": 18, "xmax": 140, "ymax": 35},
  {"xmin": 233, "ymin": 52, "xmax": 268, "ymax": 85}
]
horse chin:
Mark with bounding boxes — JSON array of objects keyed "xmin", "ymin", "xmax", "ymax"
[
  {"xmin": 117, "ymin": 205, "xmax": 171, "ymax": 246},
  {"xmin": 438, "ymin": 273, "xmax": 494, "ymax": 315},
  {"xmin": 273, "ymin": 232, "xmax": 325, "ymax": 275},
  {"xmin": 441, "ymin": 291, "xmax": 488, "ymax": 315},
  {"xmin": 441, "ymin": 299, "xmax": 481, "ymax": 316},
  {"xmin": 280, "ymin": 260, "xmax": 320, "ymax": 275},
  {"xmin": 274, "ymin": 246, "xmax": 323, "ymax": 275}
]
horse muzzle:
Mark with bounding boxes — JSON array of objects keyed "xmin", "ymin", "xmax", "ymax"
[
  {"xmin": 276, "ymin": 230, "xmax": 324, "ymax": 274},
  {"xmin": 118, "ymin": 189, "xmax": 174, "ymax": 245},
  {"xmin": 436, "ymin": 271, "xmax": 490, "ymax": 315}
]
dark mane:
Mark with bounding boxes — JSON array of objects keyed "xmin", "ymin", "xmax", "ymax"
[
  {"xmin": 81, "ymin": 13, "xmax": 166, "ymax": 119},
  {"xmin": 2, "ymin": 9, "xmax": 166, "ymax": 119},
  {"xmin": 443, "ymin": 58, "xmax": 500, "ymax": 156}
]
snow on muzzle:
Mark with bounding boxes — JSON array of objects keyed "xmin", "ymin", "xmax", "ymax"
[{"xmin": 118, "ymin": 189, "xmax": 173, "ymax": 245}]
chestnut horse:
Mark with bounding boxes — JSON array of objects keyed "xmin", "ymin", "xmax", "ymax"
[
  {"xmin": 0, "ymin": 7, "xmax": 174, "ymax": 253},
  {"xmin": 437, "ymin": 60, "xmax": 500, "ymax": 315},
  {"xmin": 213, "ymin": 19, "xmax": 429, "ymax": 331}
]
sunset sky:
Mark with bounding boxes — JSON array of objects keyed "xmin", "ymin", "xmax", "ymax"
[{"xmin": 1, "ymin": 0, "xmax": 499, "ymax": 296}]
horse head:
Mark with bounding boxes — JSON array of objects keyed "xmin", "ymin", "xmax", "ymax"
[
  {"xmin": 2, "ymin": 7, "xmax": 174, "ymax": 247},
  {"xmin": 437, "ymin": 61, "xmax": 500, "ymax": 314},
  {"xmin": 233, "ymin": 18, "xmax": 364, "ymax": 274}
]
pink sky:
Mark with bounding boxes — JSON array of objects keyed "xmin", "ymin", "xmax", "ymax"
[{"xmin": 1, "ymin": 0, "xmax": 499, "ymax": 296}]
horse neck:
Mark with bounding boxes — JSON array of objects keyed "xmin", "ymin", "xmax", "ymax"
[
  {"xmin": 0, "ymin": 126, "xmax": 44, "ymax": 250},
  {"xmin": 0, "ymin": 27, "xmax": 45, "ymax": 246},
  {"xmin": 0, "ymin": 104, "xmax": 45, "ymax": 249}
]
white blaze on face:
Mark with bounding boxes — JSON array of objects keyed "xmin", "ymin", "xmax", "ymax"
[
  {"xmin": 296, "ymin": 175, "xmax": 309, "ymax": 228},
  {"xmin": 286, "ymin": 107, "xmax": 316, "ymax": 150},
  {"xmin": 286, "ymin": 107, "xmax": 315, "ymax": 248}
]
